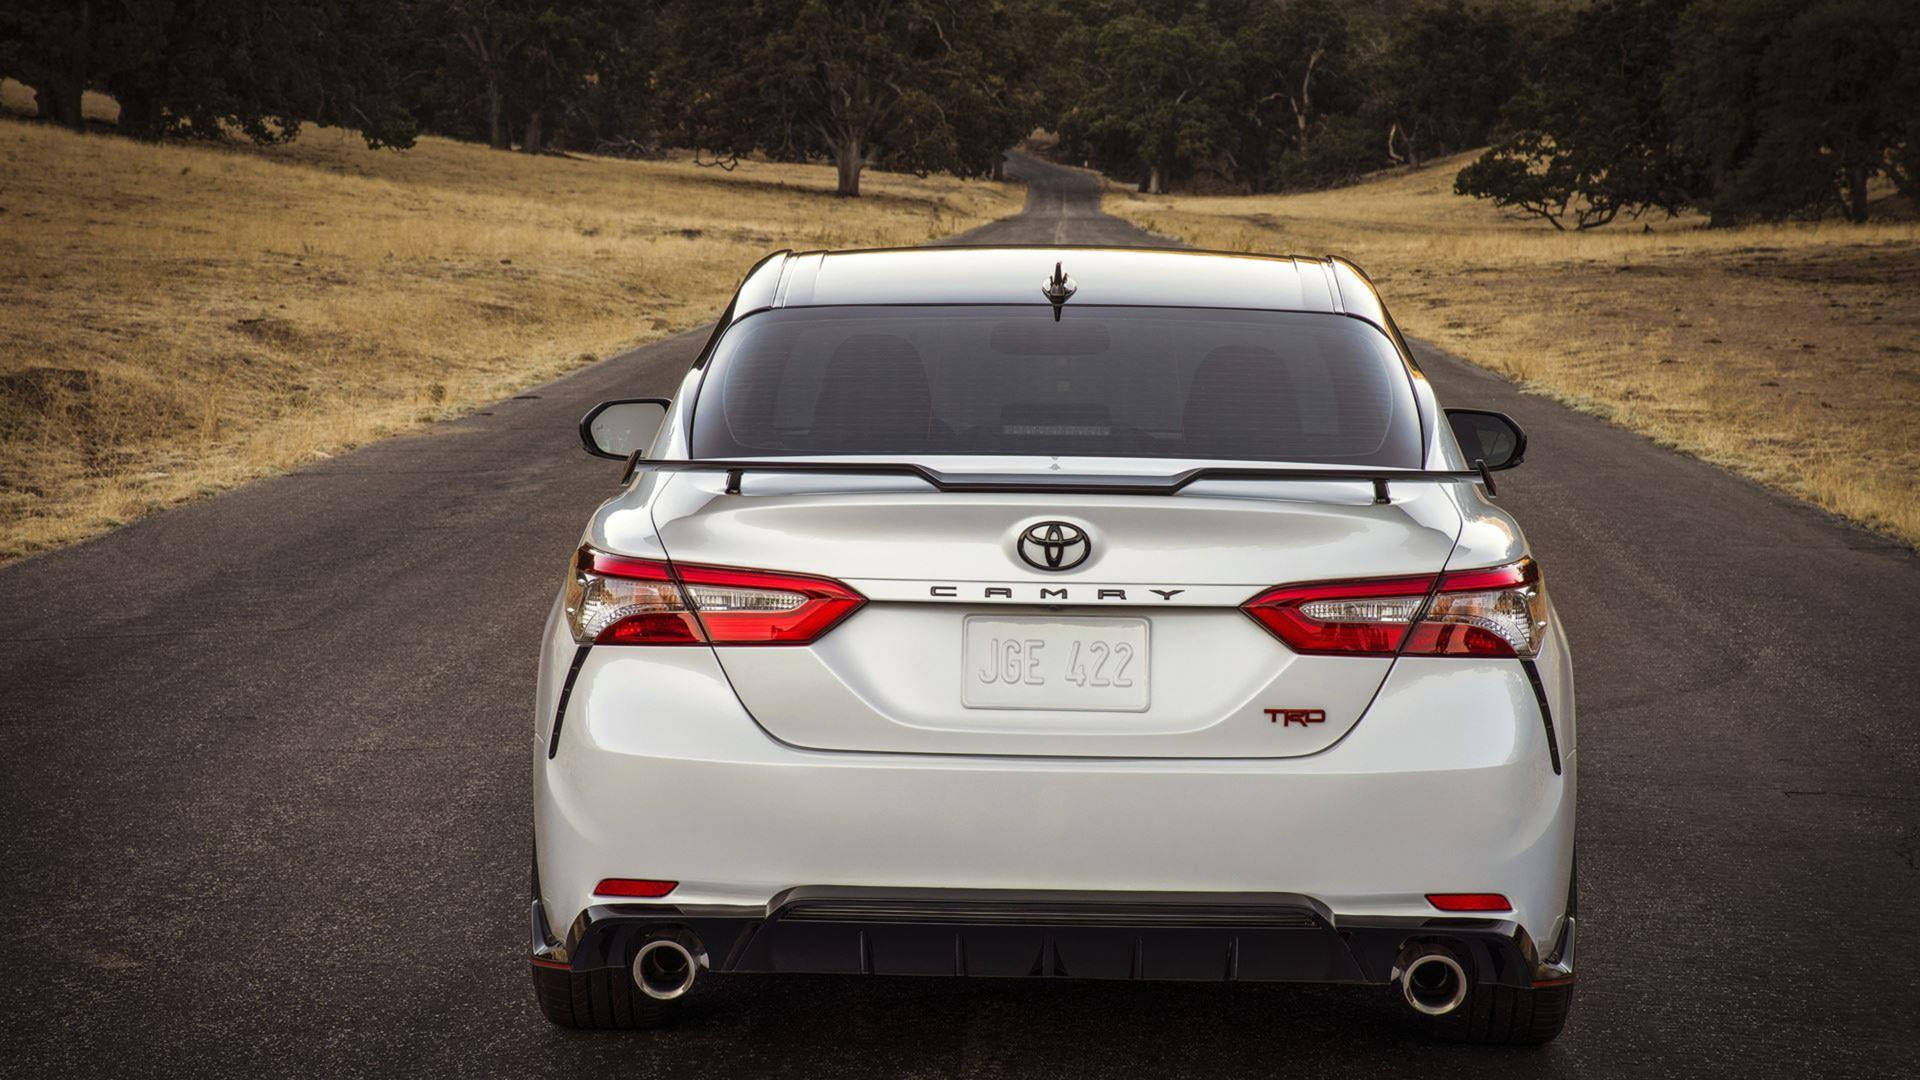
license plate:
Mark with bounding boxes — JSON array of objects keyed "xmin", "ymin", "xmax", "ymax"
[{"xmin": 962, "ymin": 616, "xmax": 1149, "ymax": 712}]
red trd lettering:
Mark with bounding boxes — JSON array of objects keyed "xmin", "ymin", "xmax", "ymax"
[{"xmin": 1263, "ymin": 708, "xmax": 1327, "ymax": 727}]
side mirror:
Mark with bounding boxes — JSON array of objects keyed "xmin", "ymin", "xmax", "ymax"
[
  {"xmin": 580, "ymin": 398, "xmax": 671, "ymax": 460},
  {"xmin": 1445, "ymin": 408, "xmax": 1527, "ymax": 471}
]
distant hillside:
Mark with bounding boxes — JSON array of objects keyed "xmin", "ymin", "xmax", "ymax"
[
  {"xmin": 0, "ymin": 103, "xmax": 1020, "ymax": 563},
  {"xmin": 1112, "ymin": 152, "xmax": 1920, "ymax": 546}
]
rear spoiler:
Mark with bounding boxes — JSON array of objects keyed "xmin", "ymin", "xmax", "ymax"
[{"xmin": 618, "ymin": 458, "xmax": 1495, "ymax": 503}]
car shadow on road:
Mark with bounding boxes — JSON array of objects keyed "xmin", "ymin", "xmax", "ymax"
[{"xmin": 533, "ymin": 975, "xmax": 1578, "ymax": 1078}]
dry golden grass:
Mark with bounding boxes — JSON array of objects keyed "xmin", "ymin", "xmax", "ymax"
[
  {"xmin": 1110, "ymin": 152, "xmax": 1920, "ymax": 547},
  {"xmin": 0, "ymin": 81, "xmax": 1021, "ymax": 563}
]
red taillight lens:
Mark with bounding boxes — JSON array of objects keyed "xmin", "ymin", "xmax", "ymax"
[
  {"xmin": 1425, "ymin": 892, "xmax": 1512, "ymax": 912},
  {"xmin": 675, "ymin": 563, "xmax": 867, "ymax": 645},
  {"xmin": 1241, "ymin": 575, "xmax": 1436, "ymax": 656},
  {"xmin": 1242, "ymin": 559, "xmax": 1545, "ymax": 659},
  {"xmin": 594, "ymin": 878, "xmax": 678, "ymax": 898},
  {"xmin": 564, "ymin": 547, "xmax": 864, "ymax": 645}
]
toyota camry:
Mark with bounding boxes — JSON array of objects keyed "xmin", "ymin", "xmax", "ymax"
[{"xmin": 529, "ymin": 246, "xmax": 1577, "ymax": 1044}]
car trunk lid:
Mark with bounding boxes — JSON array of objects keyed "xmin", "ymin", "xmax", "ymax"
[{"xmin": 649, "ymin": 462, "xmax": 1463, "ymax": 758}]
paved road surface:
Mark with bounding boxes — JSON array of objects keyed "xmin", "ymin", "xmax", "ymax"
[{"xmin": 3, "ymin": 153, "xmax": 1916, "ymax": 1079}]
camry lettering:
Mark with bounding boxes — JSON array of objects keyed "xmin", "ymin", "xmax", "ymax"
[{"xmin": 925, "ymin": 585, "xmax": 1188, "ymax": 602}]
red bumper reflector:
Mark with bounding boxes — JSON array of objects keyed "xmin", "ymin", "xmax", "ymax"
[
  {"xmin": 1425, "ymin": 892, "xmax": 1512, "ymax": 912},
  {"xmin": 593, "ymin": 878, "xmax": 678, "ymax": 898}
]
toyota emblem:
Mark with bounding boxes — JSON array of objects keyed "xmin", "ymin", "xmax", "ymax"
[{"xmin": 1017, "ymin": 521, "xmax": 1091, "ymax": 571}]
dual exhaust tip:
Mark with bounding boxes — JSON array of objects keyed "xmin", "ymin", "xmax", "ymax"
[
  {"xmin": 631, "ymin": 936, "xmax": 702, "ymax": 1001},
  {"xmin": 1400, "ymin": 949, "xmax": 1470, "ymax": 1016}
]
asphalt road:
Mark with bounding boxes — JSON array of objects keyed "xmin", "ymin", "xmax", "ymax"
[{"xmin": 3, "ymin": 152, "xmax": 1916, "ymax": 1079}]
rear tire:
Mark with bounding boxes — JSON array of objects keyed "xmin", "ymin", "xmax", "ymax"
[
  {"xmin": 1427, "ymin": 981, "xmax": 1573, "ymax": 1045},
  {"xmin": 530, "ymin": 963, "xmax": 675, "ymax": 1030}
]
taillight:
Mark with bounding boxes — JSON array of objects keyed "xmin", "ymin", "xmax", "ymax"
[
  {"xmin": 674, "ymin": 562, "xmax": 867, "ymax": 644},
  {"xmin": 1242, "ymin": 558, "xmax": 1545, "ymax": 659},
  {"xmin": 1403, "ymin": 560, "xmax": 1547, "ymax": 658},
  {"xmin": 564, "ymin": 547, "xmax": 864, "ymax": 645},
  {"xmin": 1241, "ymin": 575, "xmax": 1435, "ymax": 656}
]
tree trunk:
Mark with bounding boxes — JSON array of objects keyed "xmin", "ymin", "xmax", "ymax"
[
  {"xmin": 114, "ymin": 86, "xmax": 161, "ymax": 138},
  {"xmin": 38, "ymin": 77, "xmax": 85, "ymax": 132},
  {"xmin": 487, "ymin": 77, "xmax": 509, "ymax": 150},
  {"xmin": 1146, "ymin": 164, "xmax": 1163, "ymax": 195},
  {"xmin": 56, "ymin": 81, "xmax": 84, "ymax": 132},
  {"xmin": 35, "ymin": 0, "xmax": 92, "ymax": 133},
  {"xmin": 56, "ymin": 0, "xmax": 92, "ymax": 132},
  {"xmin": 1386, "ymin": 121, "xmax": 1418, "ymax": 168},
  {"xmin": 834, "ymin": 137, "xmax": 863, "ymax": 197},
  {"xmin": 521, "ymin": 109, "xmax": 543, "ymax": 154},
  {"xmin": 1291, "ymin": 46, "xmax": 1323, "ymax": 159},
  {"xmin": 1845, "ymin": 165, "xmax": 1870, "ymax": 223}
]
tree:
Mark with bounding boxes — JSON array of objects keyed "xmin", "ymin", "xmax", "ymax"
[
  {"xmin": 1262, "ymin": 0, "xmax": 1352, "ymax": 162},
  {"xmin": 1670, "ymin": 0, "xmax": 1919, "ymax": 223},
  {"xmin": 1208, "ymin": 0, "xmax": 1353, "ymax": 191},
  {"xmin": 0, "ymin": 0, "xmax": 97, "ymax": 131},
  {"xmin": 1060, "ymin": 4, "xmax": 1232, "ymax": 194},
  {"xmin": 1057, "ymin": 0, "xmax": 1427, "ymax": 194},
  {"xmin": 436, "ymin": 0, "xmax": 527, "ymax": 150},
  {"xmin": 1455, "ymin": 0, "xmax": 1700, "ymax": 229},
  {"xmin": 0, "ymin": 0, "xmax": 416, "ymax": 147},
  {"xmin": 1225, "ymin": 0, "xmax": 1363, "ymax": 191},
  {"xmin": 676, "ymin": 0, "xmax": 1025, "ymax": 196},
  {"xmin": 570, "ymin": 1, "xmax": 668, "ymax": 154},
  {"xmin": 508, "ymin": 3, "xmax": 605, "ymax": 153},
  {"xmin": 1372, "ymin": 0, "xmax": 1521, "ymax": 168}
]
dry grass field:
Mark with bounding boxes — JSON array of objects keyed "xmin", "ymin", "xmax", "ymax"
[
  {"xmin": 0, "ymin": 80, "xmax": 1021, "ymax": 563},
  {"xmin": 1112, "ymin": 153, "xmax": 1920, "ymax": 547}
]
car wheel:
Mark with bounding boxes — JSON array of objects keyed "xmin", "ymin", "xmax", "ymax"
[
  {"xmin": 1427, "ymin": 981, "xmax": 1573, "ymax": 1045},
  {"xmin": 530, "ymin": 963, "xmax": 675, "ymax": 1030}
]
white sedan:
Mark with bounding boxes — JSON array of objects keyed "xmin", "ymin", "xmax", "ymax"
[{"xmin": 530, "ymin": 246, "xmax": 1576, "ymax": 1045}]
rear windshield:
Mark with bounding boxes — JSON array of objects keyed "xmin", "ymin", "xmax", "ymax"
[{"xmin": 691, "ymin": 305, "xmax": 1421, "ymax": 466}]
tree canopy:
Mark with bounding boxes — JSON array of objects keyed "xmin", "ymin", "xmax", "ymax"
[
  {"xmin": 1, "ymin": 0, "xmax": 417, "ymax": 147},
  {"xmin": 673, "ymin": 0, "xmax": 1050, "ymax": 196},
  {"xmin": 1454, "ymin": 0, "xmax": 1700, "ymax": 230},
  {"xmin": 1670, "ymin": 0, "xmax": 1917, "ymax": 223},
  {"xmin": 1459, "ymin": 0, "xmax": 1917, "ymax": 226},
  {"xmin": 1, "ymin": 0, "xmax": 1915, "ymax": 217}
]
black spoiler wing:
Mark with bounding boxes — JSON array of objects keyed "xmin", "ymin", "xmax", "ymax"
[{"xmin": 617, "ymin": 458, "xmax": 1495, "ymax": 503}]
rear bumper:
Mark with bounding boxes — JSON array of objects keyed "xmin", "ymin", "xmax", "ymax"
[
  {"xmin": 535, "ymin": 644, "xmax": 1578, "ymax": 976},
  {"xmin": 530, "ymin": 886, "xmax": 1577, "ymax": 989}
]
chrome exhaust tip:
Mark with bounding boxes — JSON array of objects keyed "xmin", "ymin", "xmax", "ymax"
[
  {"xmin": 1401, "ymin": 951, "xmax": 1469, "ymax": 1016},
  {"xmin": 631, "ymin": 937, "xmax": 700, "ymax": 1001}
]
